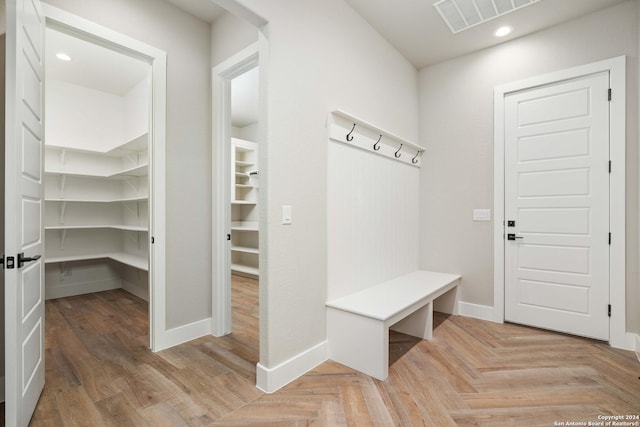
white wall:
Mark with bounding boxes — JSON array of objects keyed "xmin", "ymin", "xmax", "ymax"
[
  {"xmin": 418, "ymin": 0, "xmax": 639, "ymax": 334},
  {"xmin": 123, "ymin": 78, "xmax": 150, "ymax": 141},
  {"xmin": 234, "ymin": 0, "xmax": 419, "ymax": 373},
  {"xmin": 44, "ymin": 0, "xmax": 213, "ymax": 329},
  {"xmin": 210, "ymin": 10, "xmax": 257, "ymax": 68},
  {"xmin": 46, "ymin": 80, "xmax": 124, "ymax": 151}
]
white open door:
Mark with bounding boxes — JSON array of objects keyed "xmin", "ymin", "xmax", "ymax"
[
  {"xmin": 504, "ymin": 72, "xmax": 610, "ymax": 341},
  {"xmin": 5, "ymin": 0, "xmax": 46, "ymax": 425}
]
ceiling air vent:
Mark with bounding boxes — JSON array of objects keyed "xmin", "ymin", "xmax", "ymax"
[{"xmin": 434, "ymin": 0, "xmax": 541, "ymax": 34}]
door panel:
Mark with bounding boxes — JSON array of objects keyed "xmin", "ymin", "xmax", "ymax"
[
  {"xmin": 5, "ymin": 0, "xmax": 46, "ymax": 425},
  {"xmin": 504, "ymin": 72, "xmax": 610, "ymax": 341}
]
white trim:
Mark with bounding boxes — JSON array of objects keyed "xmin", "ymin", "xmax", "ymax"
[
  {"xmin": 212, "ymin": 0, "xmax": 267, "ymax": 28},
  {"xmin": 153, "ymin": 318, "xmax": 212, "ymax": 352},
  {"xmin": 457, "ymin": 302, "xmax": 502, "ymax": 323},
  {"xmin": 45, "ymin": 279, "xmax": 121, "ymax": 300},
  {"xmin": 633, "ymin": 333, "xmax": 640, "ymax": 363},
  {"xmin": 493, "ymin": 56, "xmax": 627, "ymax": 349},
  {"xmin": 211, "ymin": 42, "xmax": 260, "ymax": 337},
  {"xmin": 256, "ymin": 341, "xmax": 328, "ymax": 393},
  {"xmin": 42, "ymin": 4, "xmax": 168, "ymax": 351}
]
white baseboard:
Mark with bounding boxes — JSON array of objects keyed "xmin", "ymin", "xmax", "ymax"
[
  {"xmin": 154, "ymin": 318, "xmax": 212, "ymax": 351},
  {"xmin": 256, "ymin": 340, "xmax": 328, "ymax": 393},
  {"xmin": 457, "ymin": 301, "xmax": 502, "ymax": 323},
  {"xmin": 121, "ymin": 279, "xmax": 149, "ymax": 302},
  {"xmin": 45, "ymin": 279, "xmax": 121, "ymax": 300},
  {"xmin": 626, "ymin": 332, "xmax": 640, "ymax": 360}
]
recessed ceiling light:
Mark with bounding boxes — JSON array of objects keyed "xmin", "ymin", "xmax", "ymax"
[
  {"xmin": 56, "ymin": 52, "xmax": 71, "ymax": 61},
  {"xmin": 494, "ymin": 26, "xmax": 512, "ymax": 37}
]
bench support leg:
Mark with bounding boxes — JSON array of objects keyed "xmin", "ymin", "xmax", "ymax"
[
  {"xmin": 390, "ymin": 301, "xmax": 433, "ymax": 340},
  {"xmin": 327, "ymin": 308, "xmax": 389, "ymax": 380}
]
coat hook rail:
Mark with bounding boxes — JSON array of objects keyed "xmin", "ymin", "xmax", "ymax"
[{"xmin": 329, "ymin": 110, "xmax": 426, "ymax": 168}]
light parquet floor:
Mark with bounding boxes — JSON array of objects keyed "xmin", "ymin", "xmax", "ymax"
[{"xmin": 31, "ymin": 276, "xmax": 640, "ymax": 426}]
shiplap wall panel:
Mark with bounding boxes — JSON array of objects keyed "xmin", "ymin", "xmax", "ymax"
[{"xmin": 328, "ymin": 141, "xmax": 419, "ymax": 301}]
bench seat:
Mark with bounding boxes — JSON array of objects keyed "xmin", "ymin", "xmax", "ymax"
[{"xmin": 326, "ymin": 270, "xmax": 461, "ymax": 380}]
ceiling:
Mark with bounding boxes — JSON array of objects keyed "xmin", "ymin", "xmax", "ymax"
[
  {"xmin": 165, "ymin": 0, "xmax": 226, "ymax": 23},
  {"xmin": 231, "ymin": 67, "xmax": 259, "ymax": 128},
  {"xmin": 45, "ymin": 0, "xmax": 628, "ymax": 126},
  {"xmin": 46, "ymin": 27, "xmax": 149, "ymax": 96},
  {"xmin": 344, "ymin": 0, "xmax": 629, "ymax": 68}
]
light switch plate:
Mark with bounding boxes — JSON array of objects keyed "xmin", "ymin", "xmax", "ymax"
[
  {"xmin": 473, "ymin": 209, "xmax": 491, "ymax": 221},
  {"xmin": 282, "ymin": 205, "xmax": 292, "ymax": 225}
]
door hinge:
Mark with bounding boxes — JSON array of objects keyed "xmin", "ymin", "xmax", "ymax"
[
  {"xmin": 609, "ymin": 232, "xmax": 612, "ymax": 245},
  {"xmin": 151, "ymin": 236, "xmax": 155, "ymax": 244},
  {"xmin": 609, "ymin": 160, "xmax": 612, "ymax": 174},
  {"xmin": 608, "ymin": 88, "xmax": 612, "ymax": 101},
  {"xmin": 608, "ymin": 304, "xmax": 611, "ymax": 317}
]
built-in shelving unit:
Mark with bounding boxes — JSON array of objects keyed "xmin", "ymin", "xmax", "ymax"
[
  {"xmin": 44, "ymin": 133, "xmax": 150, "ymax": 299},
  {"xmin": 230, "ymin": 138, "xmax": 259, "ymax": 277}
]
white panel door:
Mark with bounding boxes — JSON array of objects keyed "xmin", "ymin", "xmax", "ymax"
[
  {"xmin": 504, "ymin": 72, "xmax": 610, "ymax": 341},
  {"xmin": 5, "ymin": 0, "xmax": 46, "ymax": 425}
]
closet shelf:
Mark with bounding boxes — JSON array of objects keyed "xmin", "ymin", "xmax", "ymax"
[
  {"xmin": 231, "ymin": 200, "xmax": 257, "ymax": 205},
  {"xmin": 231, "ymin": 246, "xmax": 259, "ymax": 254},
  {"xmin": 235, "ymin": 184, "xmax": 254, "ymax": 189},
  {"xmin": 45, "ymin": 163, "xmax": 148, "ymax": 179},
  {"xmin": 236, "ymin": 160, "xmax": 255, "ymax": 167},
  {"xmin": 231, "ymin": 264, "xmax": 259, "ymax": 276},
  {"xmin": 45, "ymin": 225, "xmax": 148, "ymax": 232},
  {"xmin": 45, "ymin": 132, "xmax": 148, "ymax": 157},
  {"xmin": 231, "ymin": 221, "xmax": 258, "ymax": 231},
  {"xmin": 45, "ymin": 252, "xmax": 148, "ymax": 271},
  {"xmin": 45, "ymin": 196, "xmax": 148, "ymax": 203}
]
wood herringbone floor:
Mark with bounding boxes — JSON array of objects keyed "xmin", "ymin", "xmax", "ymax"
[{"xmin": 30, "ymin": 276, "xmax": 640, "ymax": 426}]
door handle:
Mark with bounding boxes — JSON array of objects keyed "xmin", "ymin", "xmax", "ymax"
[
  {"xmin": 17, "ymin": 252, "xmax": 41, "ymax": 268},
  {"xmin": 507, "ymin": 234, "xmax": 524, "ymax": 241}
]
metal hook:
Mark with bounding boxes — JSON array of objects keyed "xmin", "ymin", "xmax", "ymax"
[
  {"xmin": 373, "ymin": 135, "xmax": 382, "ymax": 151},
  {"xmin": 412, "ymin": 150, "xmax": 422, "ymax": 164},
  {"xmin": 346, "ymin": 123, "xmax": 356, "ymax": 141},
  {"xmin": 394, "ymin": 144, "xmax": 403, "ymax": 158}
]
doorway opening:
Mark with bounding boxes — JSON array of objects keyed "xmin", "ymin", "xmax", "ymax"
[
  {"xmin": 212, "ymin": 43, "xmax": 261, "ymax": 355},
  {"xmin": 39, "ymin": 4, "xmax": 167, "ymax": 352}
]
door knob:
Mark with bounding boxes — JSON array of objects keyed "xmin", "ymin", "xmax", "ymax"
[
  {"xmin": 17, "ymin": 252, "xmax": 41, "ymax": 268},
  {"xmin": 507, "ymin": 234, "xmax": 524, "ymax": 241}
]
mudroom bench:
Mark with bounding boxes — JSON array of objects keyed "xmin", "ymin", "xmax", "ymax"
[{"xmin": 326, "ymin": 270, "xmax": 461, "ymax": 380}]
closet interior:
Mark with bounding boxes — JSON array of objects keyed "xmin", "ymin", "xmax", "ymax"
[
  {"xmin": 230, "ymin": 66, "xmax": 260, "ymax": 278},
  {"xmin": 43, "ymin": 28, "xmax": 152, "ymax": 303}
]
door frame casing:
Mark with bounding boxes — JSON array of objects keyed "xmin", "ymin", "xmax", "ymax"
[
  {"xmin": 41, "ymin": 4, "xmax": 168, "ymax": 351},
  {"xmin": 211, "ymin": 42, "xmax": 261, "ymax": 336},
  {"xmin": 493, "ymin": 56, "xmax": 627, "ymax": 349}
]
